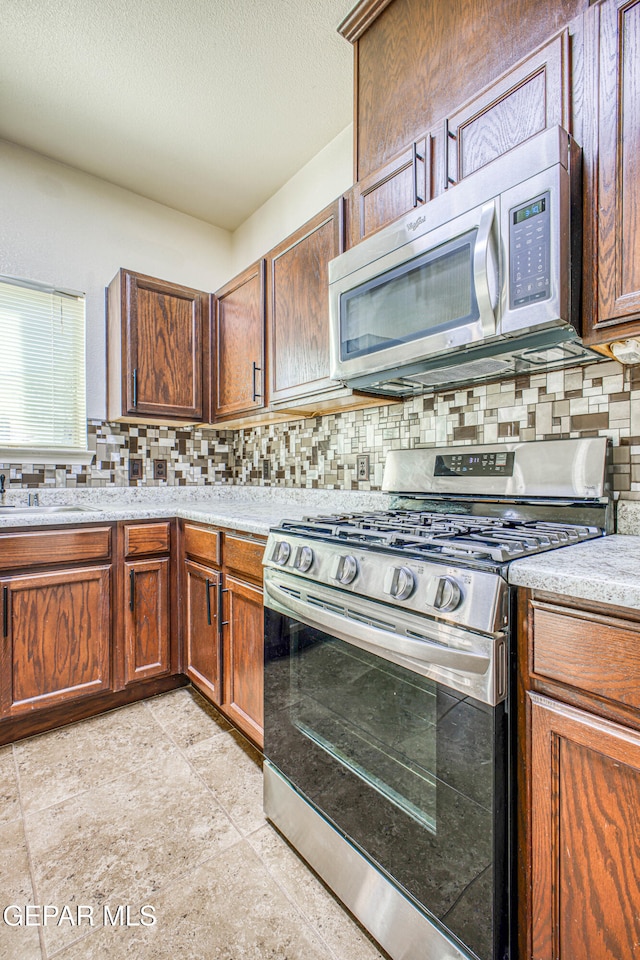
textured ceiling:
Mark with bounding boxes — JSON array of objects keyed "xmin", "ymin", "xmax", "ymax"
[{"xmin": 0, "ymin": 0, "xmax": 354, "ymax": 230}]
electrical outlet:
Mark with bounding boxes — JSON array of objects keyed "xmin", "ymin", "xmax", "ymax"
[
  {"xmin": 128, "ymin": 458, "xmax": 143, "ymax": 481},
  {"xmin": 356, "ymin": 454, "xmax": 370, "ymax": 480},
  {"xmin": 261, "ymin": 459, "xmax": 271, "ymax": 481},
  {"xmin": 153, "ymin": 459, "xmax": 167, "ymax": 480}
]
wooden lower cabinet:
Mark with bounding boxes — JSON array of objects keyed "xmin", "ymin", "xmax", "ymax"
[
  {"xmin": 0, "ymin": 564, "xmax": 112, "ymax": 716},
  {"xmin": 181, "ymin": 525, "xmax": 265, "ymax": 747},
  {"xmin": 521, "ymin": 590, "xmax": 640, "ymax": 960},
  {"xmin": 183, "ymin": 559, "xmax": 222, "ymax": 705},
  {"xmin": 221, "ymin": 575, "xmax": 264, "ymax": 746},
  {"xmin": 123, "ymin": 557, "xmax": 171, "ymax": 685},
  {"xmin": 529, "ymin": 693, "xmax": 640, "ymax": 960}
]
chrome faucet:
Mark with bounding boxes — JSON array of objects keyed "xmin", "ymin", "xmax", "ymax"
[{"xmin": 28, "ymin": 492, "xmax": 40, "ymax": 507}]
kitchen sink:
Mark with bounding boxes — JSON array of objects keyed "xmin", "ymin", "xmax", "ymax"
[{"xmin": 0, "ymin": 505, "xmax": 100, "ymax": 516}]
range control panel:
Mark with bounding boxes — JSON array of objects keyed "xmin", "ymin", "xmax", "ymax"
[{"xmin": 509, "ymin": 191, "xmax": 551, "ymax": 308}]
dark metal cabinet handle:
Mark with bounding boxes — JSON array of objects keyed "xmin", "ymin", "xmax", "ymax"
[
  {"xmin": 2, "ymin": 586, "xmax": 8, "ymax": 638},
  {"xmin": 252, "ymin": 361, "xmax": 261, "ymax": 402},
  {"xmin": 206, "ymin": 578, "xmax": 214, "ymax": 626},
  {"xmin": 444, "ymin": 120, "xmax": 457, "ymax": 190},
  {"xmin": 132, "ymin": 368, "xmax": 138, "ymax": 407},
  {"xmin": 412, "ymin": 142, "xmax": 425, "ymax": 207},
  {"xmin": 217, "ymin": 582, "xmax": 229, "ymax": 639},
  {"xmin": 129, "ymin": 569, "xmax": 135, "ymax": 611}
]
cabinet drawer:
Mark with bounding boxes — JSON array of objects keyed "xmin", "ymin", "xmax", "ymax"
[
  {"xmin": 531, "ymin": 601, "xmax": 640, "ymax": 710},
  {"xmin": 182, "ymin": 523, "xmax": 221, "ymax": 566},
  {"xmin": 0, "ymin": 526, "xmax": 112, "ymax": 572},
  {"xmin": 224, "ymin": 534, "xmax": 265, "ymax": 582},
  {"xmin": 124, "ymin": 522, "xmax": 171, "ymax": 557}
]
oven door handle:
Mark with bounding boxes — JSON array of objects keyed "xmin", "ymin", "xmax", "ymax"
[{"xmin": 264, "ymin": 579, "xmax": 492, "ymax": 678}]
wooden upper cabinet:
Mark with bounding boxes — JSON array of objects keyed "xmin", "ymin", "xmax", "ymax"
[
  {"xmin": 587, "ymin": 0, "xmax": 640, "ymax": 342},
  {"xmin": 107, "ymin": 268, "xmax": 209, "ymax": 423},
  {"xmin": 267, "ymin": 199, "xmax": 344, "ymax": 406},
  {"xmin": 212, "ymin": 260, "xmax": 266, "ymax": 420},
  {"xmin": 342, "ymin": 0, "xmax": 587, "ymax": 184},
  {"xmin": 347, "ymin": 134, "xmax": 433, "ymax": 246},
  {"xmin": 444, "ymin": 30, "xmax": 570, "ymax": 190}
]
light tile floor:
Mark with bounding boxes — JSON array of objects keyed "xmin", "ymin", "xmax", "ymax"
[{"xmin": 1, "ymin": 688, "xmax": 388, "ymax": 960}]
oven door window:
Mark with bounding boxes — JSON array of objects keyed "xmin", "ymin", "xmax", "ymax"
[
  {"xmin": 264, "ymin": 610, "xmax": 508, "ymax": 960},
  {"xmin": 339, "ymin": 230, "xmax": 479, "ymax": 361}
]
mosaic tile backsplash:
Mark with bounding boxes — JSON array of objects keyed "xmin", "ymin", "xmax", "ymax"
[{"xmin": 2, "ymin": 358, "xmax": 639, "ymax": 495}]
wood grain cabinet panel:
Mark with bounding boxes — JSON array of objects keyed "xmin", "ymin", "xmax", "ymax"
[
  {"xmin": 348, "ymin": 135, "xmax": 433, "ymax": 246},
  {"xmin": 124, "ymin": 522, "xmax": 171, "ymax": 558},
  {"xmin": 0, "ymin": 565, "xmax": 112, "ymax": 717},
  {"xmin": 345, "ymin": 0, "xmax": 586, "ymax": 183},
  {"xmin": 123, "ymin": 558, "xmax": 171, "ymax": 685},
  {"xmin": 531, "ymin": 600, "xmax": 640, "ymax": 710},
  {"xmin": 268, "ymin": 200, "xmax": 343, "ymax": 406},
  {"xmin": 0, "ymin": 527, "xmax": 112, "ymax": 572},
  {"xmin": 223, "ymin": 534, "xmax": 265, "ymax": 583},
  {"xmin": 444, "ymin": 31, "xmax": 569, "ymax": 189},
  {"xmin": 107, "ymin": 268, "xmax": 209, "ymax": 422},
  {"xmin": 183, "ymin": 559, "xmax": 222, "ymax": 705},
  {"xmin": 221, "ymin": 574, "xmax": 264, "ymax": 747},
  {"xmin": 213, "ymin": 260, "xmax": 266, "ymax": 420},
  {"xmin": 588, "ymin": 0, "xmax": 640, "ymax": 341},
  {"xmin": 529, "ymin": 693, "xmax": 640, "ymax": 960}
]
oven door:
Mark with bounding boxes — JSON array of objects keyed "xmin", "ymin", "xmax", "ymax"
[{"xmin": 263, "ymin": 575, "xmax": 511, "ymax": 960}]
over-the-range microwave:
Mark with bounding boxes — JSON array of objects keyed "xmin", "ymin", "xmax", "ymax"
[{"xmin": 329, "ymin": 126, "xmax": 602, "ymax": 396}]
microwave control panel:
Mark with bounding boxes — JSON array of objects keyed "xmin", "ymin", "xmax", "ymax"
[{"xmin": 509, "ymin": 191, "xmax": 551, "ymax": 308}]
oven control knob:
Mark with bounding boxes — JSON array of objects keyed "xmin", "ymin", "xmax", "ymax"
[
  {"xmin": 294, "ymin": 545, "xmax": 314, "ymax": 572},
  {"xmin": 426, "ymin": 575, "xmax": 462, "ymax": 613},
  {"xmin": 384, "ymin": 565, "xmax": 415, "ymax": 600},
  {"xmin": 332, "ymin": 554, "xmax": 358, "ymax": 585},
  {"xmin": 272, "ymin": 540, "xmax": 291, "ymax": 565}
]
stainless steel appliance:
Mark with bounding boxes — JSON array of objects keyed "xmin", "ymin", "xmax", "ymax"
[
  {"xmin": 329, "ymin": 127, "xmax": 602, "ymax": 397},
  {"xmin": 263, "ymin": 437, "xmax": 610, "ymax": 960}
]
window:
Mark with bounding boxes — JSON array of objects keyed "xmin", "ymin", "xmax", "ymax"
[{"xmin": 0, "ymin": 276, "xmax": 90, "ymax": 462}]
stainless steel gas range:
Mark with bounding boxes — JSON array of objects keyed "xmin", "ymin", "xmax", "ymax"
[{"xmin": 262, "ymin": 437, "xmax": 611, "ymax": 960}]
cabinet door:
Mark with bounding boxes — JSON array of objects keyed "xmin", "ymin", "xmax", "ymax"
[
  {"xmin": 590, "ymin": 0, "xmax": 640, "ymax": 338},
  {"xmin": 213, "ymin": 260, "xmax": 266, "ymax": 419},
  {"xmin": 348, "ymin": 136, "xmax": 431, "ymax": 246},
  {"xmin": 445, "ymin": 31, "xmax": 569, "ymax": 189},
  {"xmin": 221, "ymin": 575, "xmax": 263, "ymax": 747},
  {"xmin": 120, "ymin": 270, "xmax": 208, "ymax": 421},
  {"xmin": 345, "ymin": 0, "xmax": 584, "ymax": 183},
  {"xmin": 268, "ymin": 200, "xmax": 343, "ymax": 405},
  {"xmin": 0, "ymin": 565, "xmax": 112, "ymax": 717},
  {"xmin": 123, "ymin": 558, "xmax": 171, "ymax": 685},
  {"xmin": 529, "ymin": 692, "xmax": 640, "ymax": 960},
  {"xmin": 183, "ymin": 559, "xmax": 222, "ymax": 704}
]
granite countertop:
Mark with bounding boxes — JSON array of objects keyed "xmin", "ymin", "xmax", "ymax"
[
  {"xmin": 0, "ymin": 487, "xmax": 393, "ymax": 538},
  {"xmin": 3, "ymin": 487, "xmax": 640, "ymax": 611},
  {"xmin": 508, "ymin": 534, "xmax": 640, "ymax": 611}
]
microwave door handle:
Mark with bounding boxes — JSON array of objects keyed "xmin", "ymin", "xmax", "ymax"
[
  {"xmin": 264, "ymin": 579, "xmax": 490, "ymax": 677},
  {"xmin": 474, "ymin": 201, "xmax": 499, "ymax": 338}
]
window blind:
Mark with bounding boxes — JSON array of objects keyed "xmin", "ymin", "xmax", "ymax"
[{"xmin": 0, "ymin": 276, "xmax": 88, "ymax": 458}]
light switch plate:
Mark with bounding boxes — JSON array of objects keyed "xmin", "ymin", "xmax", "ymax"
[{"xmin": 128, "ymin": 458, "xmax": 143, "ymax": 481}]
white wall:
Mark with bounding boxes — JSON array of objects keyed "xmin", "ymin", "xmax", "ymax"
[
  {"xmin": 0, "ymin": 126, "xmax": 353, "ymax": 422},
  {"xmin": 230, "ymin": 124, "xmax": 353, "ymax": 275},
  {"xmin": 0, "ymin": 139, "xmax": 232, "ymax": 420}
]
